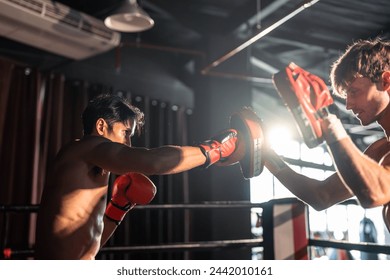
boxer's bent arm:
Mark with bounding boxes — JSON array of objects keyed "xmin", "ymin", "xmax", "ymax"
[
  {"xmin": 87, "ymin": 142, "xmax": 206, "ymax": 175},
  {"xmin": 326, "ymin": 137, "xmax": 390, "ymax": 208},
  {"xmin": 264, "ymin": 149, "xmax": 353, "ymax": 211},
  {"xmin": 100, "ymin": 216, "xmax": 117, "ymax": 247}
]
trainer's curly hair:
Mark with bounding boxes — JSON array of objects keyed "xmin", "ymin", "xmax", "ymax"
[
  {"xmin": 82, "ymin": 93, "xmax": 145, "ymax": 136},
  {"xmin": 330, "ymin": 37, "xmax": 390, "ymax": 98}
]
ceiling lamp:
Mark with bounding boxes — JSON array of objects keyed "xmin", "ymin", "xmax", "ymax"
[{"xmin": 104, "ymin": 0, "xmax": 154, "ymax": 32}]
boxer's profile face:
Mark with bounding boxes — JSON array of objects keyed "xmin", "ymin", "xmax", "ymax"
[{"xmin": 102, "ymin": 118, "xmax": 136, "ymax": 146}]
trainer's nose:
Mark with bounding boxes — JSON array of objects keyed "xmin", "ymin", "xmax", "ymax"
[{"xmin": 345, "ymin": 98, "xmax": 354, "ymax": 111}]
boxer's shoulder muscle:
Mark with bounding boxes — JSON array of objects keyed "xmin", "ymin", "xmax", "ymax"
[
  {"xmin": 64, "ymin": 136, "xmax": 111, "ymax": 156},
  {"xmin": 55, "ymin": 136, "xmax": 112, "ymax": 173}
]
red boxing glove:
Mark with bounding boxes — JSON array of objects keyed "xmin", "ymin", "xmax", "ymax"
[
  {"xmin": 105, "ymin": 173, "xmax": 157, "ymax": 225},
  {"xmin": 199, "ymin": 129, "xmax": 238, "ymax": 168}
]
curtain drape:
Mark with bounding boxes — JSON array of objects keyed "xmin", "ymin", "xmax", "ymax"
[
  {"xmin": 0, "ymin": 57, "xmax": 190, "ymax": 259},
  {"xmin": 1, "ymin": 62, "xmax": 42, "ymax": 253}
]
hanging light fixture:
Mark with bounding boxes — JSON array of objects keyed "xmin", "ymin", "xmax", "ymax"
[{"xmin": 104, "ymin": 0, "xmax": 154, "ymax": 32}]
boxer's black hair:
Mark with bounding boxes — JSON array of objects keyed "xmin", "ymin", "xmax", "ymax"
[{"xmin": 82, "ymin": 94, "xmax": 144, "ymax": 135}]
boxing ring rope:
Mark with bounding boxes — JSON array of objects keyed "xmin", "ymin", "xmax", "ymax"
[
  {"xmin": 2, "ymin": 198, "xmax": 390, "ymax": 259},
  {"xmin": 0, "ymin": 205, "xmax": 39, "ymax": 213},
  {"xmin": 99, "ymin": 239, "xmax": 263, "ymax": 254},
  {"xmin": 309, "ymin": 239, "xmax": 390, "ymax": 255},
  {"xmin": 0, "ymin": 198, "xmax": 355, "ymax": 212}
]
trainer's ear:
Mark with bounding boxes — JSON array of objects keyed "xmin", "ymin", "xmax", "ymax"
[
  {"xmin": 382, "ymin": 70, "xmax": 390, "ymax": 91},
  {"xmin": 96, "ymin": 118, "xmax": 107, "ymax": 136}
]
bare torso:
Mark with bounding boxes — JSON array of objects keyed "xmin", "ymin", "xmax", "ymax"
[
  {"xmin": 364, "ymin": 137, "xmax": 390, "ymax": 232},
  {"xmin": 35, "ymin": 137, "xmax": 111, "ymax": 259}
]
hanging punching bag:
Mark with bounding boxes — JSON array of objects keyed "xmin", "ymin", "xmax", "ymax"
[{"xmin": 359, "ymin": 217, "xmax": 378, "ymax": 260}]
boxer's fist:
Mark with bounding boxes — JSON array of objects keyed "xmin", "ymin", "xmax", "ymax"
[
  {"xmin": 105, "ymin": 173, "xmax": 157, "ymax": 224},
  {"xmin": 199, "ymin": 129, "xmax": 238, "ymax": 168},
  {"xmin": 216, "ymin": 131, "xmax": 246, "ymax": 166}
]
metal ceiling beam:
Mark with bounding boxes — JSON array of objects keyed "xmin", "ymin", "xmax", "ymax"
[
  {"xmin": 201, "ymin": 0, "xmax": 320, "ymax": 75},
  {"xmin": 234, "ymin": 0, "xmax": 290, "ymax": 34}
]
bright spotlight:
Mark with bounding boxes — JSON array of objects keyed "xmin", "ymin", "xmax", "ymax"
[{"xmin": 267, "ymin": 125, "xmax": 292, "ymax": 154}]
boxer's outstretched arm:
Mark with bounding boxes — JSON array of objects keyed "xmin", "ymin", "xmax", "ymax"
[
  {"xmin": 87, "ymin": 142, "xmax": 206, "ymax": 175},
  {"xmin": 87, "ymin": 130, "xmax": 238, "ymax": 176}
]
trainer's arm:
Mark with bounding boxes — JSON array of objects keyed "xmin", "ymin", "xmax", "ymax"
[
  {"xmin": 322, "ymin": 114, "xmax": 390, "ymax": 208},
  {"xmin": 326, "ymin": 138, "xmax": 390, "ymax": 208},
  {"xmin": 264, "ymin": 148, "xmax": 354, "ymax": 211}
]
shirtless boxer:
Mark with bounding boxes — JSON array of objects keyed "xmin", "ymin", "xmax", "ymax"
[
  {"xmin": 34, "ymin": 94, "xmax": 239, "ymax": 259},
  {"xmin": 268, "ymin": 38, "xmax": 390, "ymax": 231}
]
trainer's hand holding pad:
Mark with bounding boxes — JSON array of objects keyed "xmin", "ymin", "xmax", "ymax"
[
  {"xmin": 217, "ymin": 107, "xmax": 265, "ymax": 179},
  {"xmin": 273, "ymin": 62, "xmax": 334, "ymax": 148},
  {"xmin": 105, "ymin": 173, "xmax": 157, "ymax": 225}
]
